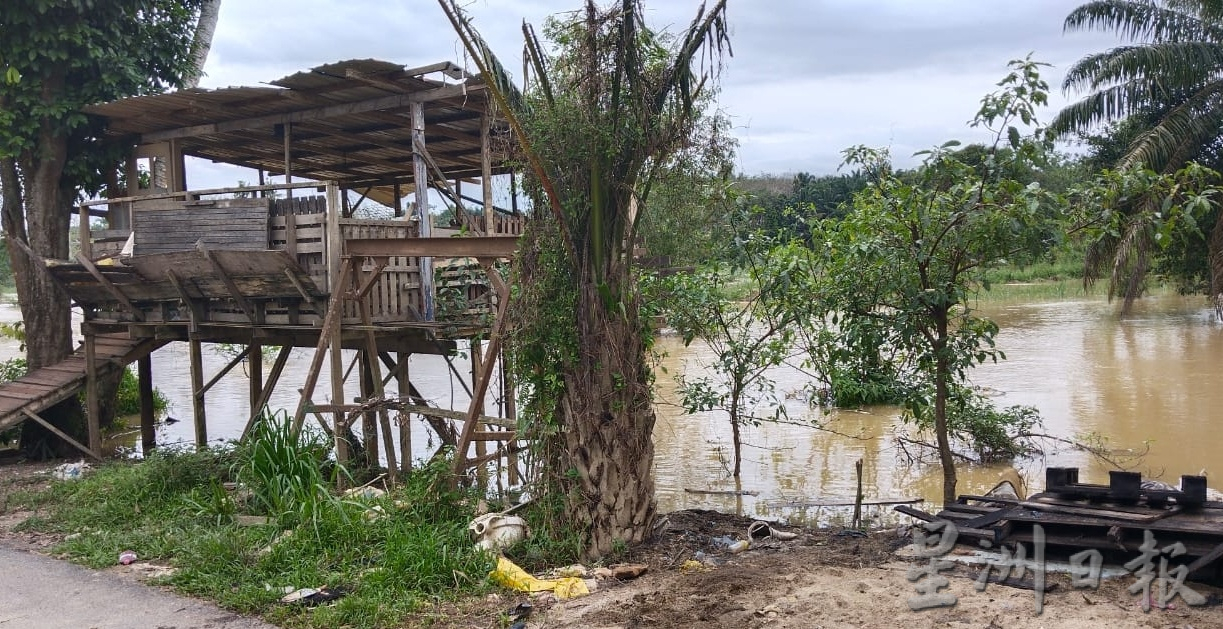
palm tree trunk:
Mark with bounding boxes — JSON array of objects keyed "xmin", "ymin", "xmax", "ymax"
[{"xmin": 560, "ymin": 275, "xmax": 656, "ymax": 559}]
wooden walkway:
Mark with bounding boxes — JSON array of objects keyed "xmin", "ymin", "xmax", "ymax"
[{"xmin": 0, "ymin": 334, "xmax": 167, "ymax": 438}]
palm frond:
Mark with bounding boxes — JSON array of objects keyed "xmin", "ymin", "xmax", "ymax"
[
  {"xmin": 1062, "ymin": 42, "xmax": 1223, "ymax": 93},
  {"xmin": 437, "ymin": 0, "xmax": 575, "ymax": 256},
  {"xmin": 1122, "ymin": 81, "xmax": 1223, "ymax": 168},
  {"xmin": 1066, "ymin": 0, "xmax": 1223, "ymax": 42}
]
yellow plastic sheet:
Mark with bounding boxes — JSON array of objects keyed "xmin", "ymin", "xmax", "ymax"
[{"xmin": 491, "ymin": 556, "xmax": 590, "ymax": 600}]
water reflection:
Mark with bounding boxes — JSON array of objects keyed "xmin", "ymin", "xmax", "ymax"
[
  {"xmin": 1, "ymin": 294, "xmax": 1219, "ymax": 525},
  {"xmin": 653, "ymin": 293, "xmax": 1223, "ymax": 524}
]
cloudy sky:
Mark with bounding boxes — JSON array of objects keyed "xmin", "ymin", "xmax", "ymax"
[{"xmin": 196, "ymin": 0, "xmax": 1123, "ymax": 176}]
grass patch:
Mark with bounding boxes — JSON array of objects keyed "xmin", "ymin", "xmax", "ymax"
[{"xmin": 7, "ymin": 416, "xmax": 497, "ymax": 629}]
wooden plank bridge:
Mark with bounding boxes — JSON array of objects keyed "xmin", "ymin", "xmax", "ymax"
[{"xmin": 0, "ymin": 334, "xmax": 168, "ymax": 457}]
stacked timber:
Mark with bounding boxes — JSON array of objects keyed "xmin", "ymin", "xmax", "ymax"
[{"xmin": 896, "ymin": 468, "xmax": 1223, "ymax": 581}]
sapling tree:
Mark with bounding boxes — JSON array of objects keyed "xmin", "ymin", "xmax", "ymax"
[
  {"xmin": 807, "ymin": 59, "xmax": 1061, "ymax": 506},
  {"xmin": 651, "ymin": 223, "xmax": 798, "ymax": 477}
]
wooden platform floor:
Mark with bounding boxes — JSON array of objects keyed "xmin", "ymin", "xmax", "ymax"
[{"xmin": 0, "ymin": 334, "xmax": 167, "ymax": 434}]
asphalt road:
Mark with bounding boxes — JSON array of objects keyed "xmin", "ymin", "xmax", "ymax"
[{"xmin": 0, "ymin": 544, "xmax": 276, "ymax": 629}]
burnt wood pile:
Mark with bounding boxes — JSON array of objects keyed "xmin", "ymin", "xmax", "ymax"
[{"xmin": 896, "ymin": 467, "xmax": 1223, "ymax": 582}]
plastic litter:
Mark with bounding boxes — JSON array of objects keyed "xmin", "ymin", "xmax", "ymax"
[
  {"xmin": 280, "ymin": 586, "xmax": 345, "ymax": 605},
  {"xmin": 118, "ymin": 550, "xmax": 137, "ymax": 565},
  {"xmin": 490, "ymin": 556, "xmax": 589, "ymax": 600},
  {"xmin": 52, "ymin": 461, "xmax": 90, "ymax": 481}
]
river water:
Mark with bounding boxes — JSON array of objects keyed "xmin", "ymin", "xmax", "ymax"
[{"xmin": 1, "ymin": 293, "xmax": 1219, "ymax": 524}]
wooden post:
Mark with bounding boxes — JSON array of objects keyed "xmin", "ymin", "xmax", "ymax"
[
  {"xmin": 411, "ymin": 102, "xmax": 434, "ymax": 320},
  {"xmin": 84, "ymin": 334, "xmax": 102, "ymax": 457},
  {"xmin": 502, "ymin": 346, "xmax": 519, "ymax": 486},
  {"xmin": 328, "ymin": 298, "xmax": 348, "ymax": 485},
  {"xmin": 393, "ymin": 181, "xmax": 403, "ymax": 218},
  {"xmin": 189, "ymin": 339, "xmax": 207, "ymax": 448},
  {"xmin": 397, "ymin": 351, "xmax": 411, "ymax": 473},
  {"xmin": 249, "ymin": 341, "xmax": 263, "ymax": 422},
  {"xmin": 138, "ymin": 355, "xmax": 156, "ymax": 452},
  {"xmin": 471, "ymin": 339, "xmax": 487, "ymax": 482},
  {"xmin": 325, "ymin": 182, "xmax": 343, "ymax": 295},
  {"xmin": 481, "ymin": 109, "xmax": 495, "ymax": 234},
  {"xmin": 359, "ymin": 352, "xmax": 379, "ymax": 466},
  {"xmin": 283, "ymin": 121, "xmax": 293, "ymax": 201},
  {"xmin": 79, "ymin": 204, "xmax": 92, "ymax": 260}
]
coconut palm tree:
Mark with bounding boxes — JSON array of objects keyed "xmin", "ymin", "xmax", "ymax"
[{"xmin": 1053, "ymin": 0, "xmax": 1223, "ymax": 311}]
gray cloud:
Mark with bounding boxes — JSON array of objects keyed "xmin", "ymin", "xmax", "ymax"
[{"xmin": 197, "ymin": 0, "xmax": 1124, "ymax": 175}]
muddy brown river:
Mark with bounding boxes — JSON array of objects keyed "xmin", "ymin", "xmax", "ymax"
[{"xmin": 1, "ymin": 293, "xmax": 1218, "ymax": 524}]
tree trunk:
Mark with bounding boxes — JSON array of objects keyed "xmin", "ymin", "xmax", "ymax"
[
  {"xmin": 184, "ymin": 0, "xmax": 221, "ymax": 88},
  {"xmin": 1209, "ymin": 209, "xmax": 1223, "ymax": 316},
  {"xmin": 12, "ymin": 124, "xmax": 81, "ymax": 455},
  {"xmin": 729, "ymin": 389, "xmax": 742, "ymax": 478},
  {"xmin": 560, "ymin": 276, "xmax": 657, "ymax": 560},
  {"xmin": 933, "ymin": 310, "xmax": 957, "ymax": 508}
]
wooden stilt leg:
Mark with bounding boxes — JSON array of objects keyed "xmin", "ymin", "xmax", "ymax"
[
  {"xmin": 84, "ymin": 334, "xmax": 102, "ymax": 457},
  {"xmin": 138, "ymin": 354, "xmax": 156, "ymax": 453},
  {"xmin": 329, "ymin": 310, "xmax": 348, "ymax": 487},
  {"xmin": 189, "ymin": 339, "xmax": 207, "ymax": 448},
  {"xmin": 248, "ymin": 341, "xmax": 263, "ymax": 422},
  {"xmin": 471, "ymin": 339, "xmax": 487, "ymax": 484},
  {"xmin": 397, "ymin": 351, "xmax": 411, "ymax": 474}
]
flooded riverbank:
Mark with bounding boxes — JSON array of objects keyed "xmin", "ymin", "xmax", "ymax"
[
  {"xmin": 1, "ymin": 293, "xmax": 1218, "ymax": 525},
  {"xmin": 653, "ymin": 293, "xmax": 1223, "ymax": 523}
]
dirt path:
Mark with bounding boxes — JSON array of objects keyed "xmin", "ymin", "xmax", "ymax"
[{"xmin": 530, "ymin": 546, "xmax": 1223, "ymax": 629}]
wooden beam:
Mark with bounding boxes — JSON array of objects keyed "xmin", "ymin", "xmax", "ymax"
[
  {"xmin": 200, "ymin": 345, "xmax": 250, "ymax": 395},
  {"xmin": 452, "ymin": 271, "xmax": 513, "ymax": 480},
  {"xmin": 241, "ymin": 345, "xmax": 292, "ymax": 440},
  {"xmin": 196, "ymin": 246, "xmax": 257, "ymax": 322},
  {"xmin": 292, "ymin": 260, "xmax": 352, "ymax": 434},
  {"xmin": 74, "ymin": 254, "xmax": 144, "ymax": 321},
  {"xmin": 414, "ymin": 136, "xmax": 482, "ymax": 236},
  {"xmin": 23, "ymin": 410, "xmax": 102, "ymax": 462},
  {"xmin": 283, "ymin": 267, "xmax": 321, "ymax": 312},
  {"xmin": 346, "ymin": 236, "xmax": 519, "ymax": 259},
  {"xmin": 350, "ymin": 260, "xmax": 387, "ymax": 302},
  {"xmin": 140, "ymin": 83, "xmax": 481, "ymax": 143}
]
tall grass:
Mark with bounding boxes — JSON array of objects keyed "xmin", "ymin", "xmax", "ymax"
[
  {"xmin": 6, "ymin": 424, "xmax": 495, "ymax": 628},
  {"xmin": 235, "ymin": 409, "xmax": 338, "ymax": 529}
]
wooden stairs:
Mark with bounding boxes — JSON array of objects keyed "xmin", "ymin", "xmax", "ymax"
[{"xmin": 0, "ymin": 334, "xmax": 168, "ymax": 446}]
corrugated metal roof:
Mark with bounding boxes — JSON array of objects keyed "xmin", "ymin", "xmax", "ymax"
[{"xmin": 84, "ymin": 59, "xmax": 510, "ymax": 185}]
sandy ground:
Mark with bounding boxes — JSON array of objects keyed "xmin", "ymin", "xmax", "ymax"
[{"xmin": 3, "ymin": 457, "xmax": 1220, "ymax": 629}]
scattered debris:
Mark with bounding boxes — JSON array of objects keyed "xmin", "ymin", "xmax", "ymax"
[
  {"xmin": 233, "ymin": 515, "xmax": 270, "ymax": 527},
  {"xmin": 118, "ymin": 550, "xmax": 137, "ymax": 565},
  {"xmin": 469, "ymin": 513, "xmax": 530, "ymax": 552},
  {"xmin": 747, "ymin": 520, "xmax": 798, "ymax": 541},
  {"xmin": 51, "ymin": 461, "xmax": 89, "ymax": 481},
  {"xmin": 490, "ymin": 556, "xmax": 589, "ymax": 600},
  {"xmin": 609, "ymin": 563, "xmax": 648, "ymax": 580},
  {"xmin": 280, "ymin": 586, "xmax": 345, "ymax": 605}
]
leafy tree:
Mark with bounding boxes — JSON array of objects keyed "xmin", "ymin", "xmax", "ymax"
[
  {"xmin": 0, "ymin": 0, "xmax": 204, "ymax": 453},
  {"xmin": 1053, "ymin": 0, "xmax": 1223, "ymax": 309},
  {"xmin": 809, "ymin": 59, "xmax": 1059, "ymax": 506},
  {"xmin": 649, "ymin": 226, "xmax": 797, "ymax": 478},
  {"xmin": 441, "ymin": 0, "xmax": 730, "ymax": 558}
]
